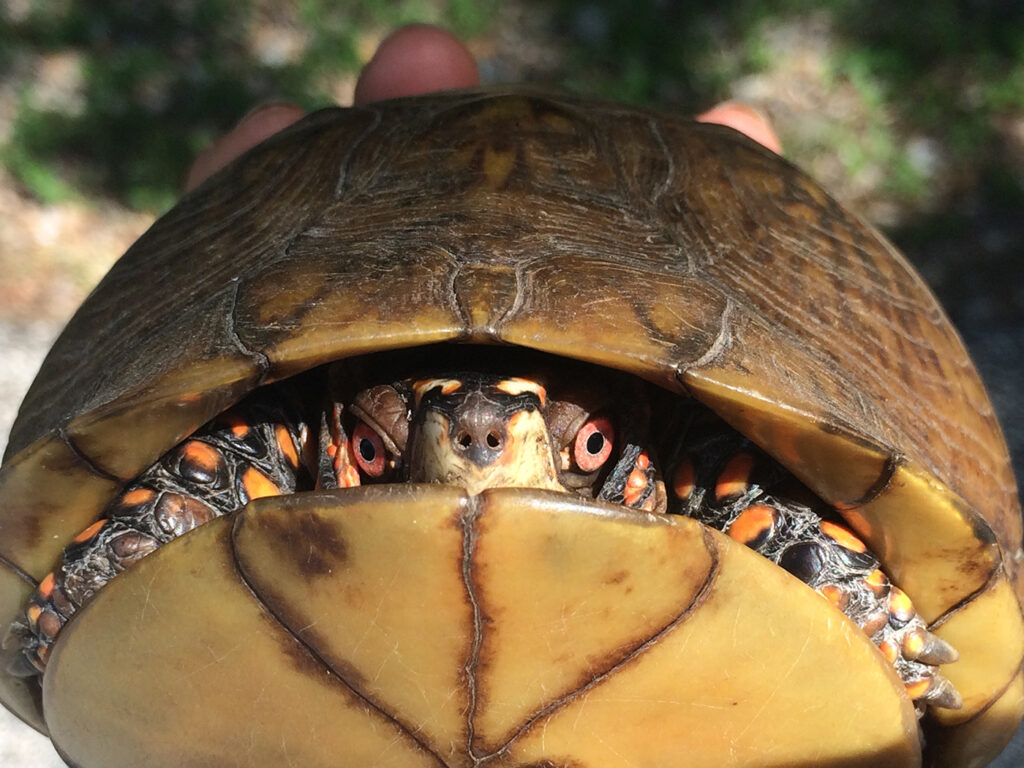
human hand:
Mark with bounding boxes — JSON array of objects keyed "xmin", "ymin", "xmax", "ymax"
[{"xmin": 185, "ymin": 24, "xmax": 781, "ymax": 192}]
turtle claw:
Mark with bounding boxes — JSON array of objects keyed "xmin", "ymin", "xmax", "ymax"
[
  {"xmin": 902, "ymin": 628, "xmax": 959, "ymax": 666},
  {"xmin": 916, "ymin": 674, "xmax": 963, "ymax": 710},
  {"xmin": 888, "ymin": 612, "xmax": 962, "ymax": 712}
]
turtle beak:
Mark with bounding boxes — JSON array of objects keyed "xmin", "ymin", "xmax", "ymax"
[
  {"xmin": 449, "ymin": 390, "xmax": 510, "ymax": 468},
  {"xmin": 407, "ymin": 392, "xmax": 563, "ymax": 495}
]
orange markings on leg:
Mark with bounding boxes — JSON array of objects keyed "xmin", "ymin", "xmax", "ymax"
[
  {"xmin": 623, "ymin": 468, "xmax": 648, "ymax": 506},
  {"xmin": 241, "ymin": 467, "xmax": 282, "ymax": 500},
  {"xmin": 818, "ymin": 584, "xmax": 847, "ymax": 609},
  {"xmin": 715, "ymin": 452, "xmax": 755, "ymax": 501},
  {"xmin": 888, "ymin": 586, "xmax": 916, "ymax": 625},
  {"xmin": 879, "ymin": 640, "xmax": 900, "ymax": 665},
  {"xmin": 219, "ymin": 411, "xmax": 250, "ymax": 438},
  {"xmin": 671, "ymin": 459, "xmax": 695, "ymax": 501},
  {"xmin": 820, "ymin": 520, "xmax": 867, "ymax": 553},
  {"xmin": 71, "ymin": 518, "xmax": 109, "ymax": 544},
  {"xmin": 864, "ymin": 568, "xmax": 888, "ymax": 595},
  {"xmin": 905, "ymin": 678, "xmax": 932, "ymax": 700},
  {"xmin": 121, "ymin": 487, "xmax": 157, "ymax": 506},
  {"xmin": 37, "ymin": 572, "xmax": 55, "ymax": 600},
  {"xmin": 180, "ymin": 440, "xmax": 225, "ymax": 474},
  {"xmin": 275, "ymin": 423, "xmax": 301, "ymax": 469},
  {"xmin": 727, "ymin": 504, "xmax": 777, "ymax": 547}
]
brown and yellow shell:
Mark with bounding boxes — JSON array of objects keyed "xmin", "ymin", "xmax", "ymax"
[{"xmin": 0, "ymin": 88, "xmax": 1020, "ymax": 767}]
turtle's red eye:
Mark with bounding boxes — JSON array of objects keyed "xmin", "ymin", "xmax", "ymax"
[
  {"xmin": 352, "ymin": 423, "xmax": 387, "ymax": 477},
  {"xmin": 573, "ymin": 415, "xmax": 614, "ymax": 472}
]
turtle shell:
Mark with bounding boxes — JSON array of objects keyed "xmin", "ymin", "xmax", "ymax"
[{"xmin": 0, "ymin": 89, "xmax": 1020, "ymax": 767}]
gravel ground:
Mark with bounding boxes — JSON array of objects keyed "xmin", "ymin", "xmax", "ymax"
[
  {"xmin": 0, "ymin": 708, "xmax": 64, "ymax": 767},
  {"xmin": 0, "ymin": 321, "xmax": 65, "ymax": 766},
  {"xmin": 0, "ymin": 321, "xmax": 60, "ymax": 460}
]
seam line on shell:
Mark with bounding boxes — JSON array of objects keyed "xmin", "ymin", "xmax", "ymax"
[
  {"xmin": 505, "ymin": 258, "xmax": 528, "ymax": 332},
  {"xmin": 681, "ymin": 296, "xmax": 735, "ymax": 374},
  {"xmin": 932, "ymin": 655, "xmax": 1024, "ymax": 730},
  {"xmin": 461, "ymin": 256, "xmax": 530, "ymax": 342},
  {"xmin": 227, "ymin": 510, "xmax": 451, "ymax": 768},
  {"xmin": 226, "ymin": 277, "xmax": 271, "ymax": 383},
  {"xmin": 59, "ymin": 428, "xmax": 124, "ymax": 483},
  {"xmin": 332, "ymin": 104, "xmax": 382, "ymax": 201},
  {"xmin": 479, "ymin": 523, "xmax": 723, "ymax": 763},
  {"xmin": 837, "ymin": 452, "xmax": 903, "ymax": 509},
  {"xmin": 461, "ymin": 494, "xmax": 485, "ymax": 764},
  {"xmin": 648, "ymin": 118, "xmax": 674, "ymax": 207},
  {"xmin": 0, "ymin": 554, "xmax": 36, "ymax": 587},
  {"xmin": 928, "ymin": 556, "xmax": 1005, "ymax": 631},
  {"xmin": 442, "ymin": 249, "xmax": 475, "ymax": 336}
]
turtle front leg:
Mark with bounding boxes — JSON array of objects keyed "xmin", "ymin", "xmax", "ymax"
[
  {"xmin": 665, "ymin": 418, "xmax": 962, "ymax": 713},
  {"xmin": 5, "ymin": 384, "xmax": 313, "ymax": 676}
]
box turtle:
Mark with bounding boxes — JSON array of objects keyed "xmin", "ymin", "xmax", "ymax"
[{"xmin": 0, "ymin": 89, "xmax": 1020, "ymax": 768}]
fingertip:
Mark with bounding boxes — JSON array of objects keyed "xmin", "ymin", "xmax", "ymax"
[
  {"xmin": 185, "ymin": 103, "xmax": 306, "ymax": 192},
  {"xmin": 697, "ymin": 102, "xmax": 782, "ymax": 155},
  {"xmin": 354, "ymin": 24, "xmax": 479, "ymax": 105}
]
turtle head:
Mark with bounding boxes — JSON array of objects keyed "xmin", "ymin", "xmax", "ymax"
[
  {"xmin": 339, "ymin": 361, "xmax": 661, "ymax": 511},
  {"xmin": 344, "ymin": 368, "xmax": 636, "ymax": 500},
  {"xmin": 405, "ymin": 375, "xmax": 564, "ymax": 495}
]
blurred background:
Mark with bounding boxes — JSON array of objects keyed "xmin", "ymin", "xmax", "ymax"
[{"xmin": 0, "ymin": 1, "xmax": 1021, "ymax": 765}]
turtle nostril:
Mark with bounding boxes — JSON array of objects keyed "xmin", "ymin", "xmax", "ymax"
[
  {"xmin": 457, "ymin": 431, "xmax": 472, "ymax": 449},
  {"xmin": 486, "ymin": 431, "xmax": 502, "ymax": 449}
]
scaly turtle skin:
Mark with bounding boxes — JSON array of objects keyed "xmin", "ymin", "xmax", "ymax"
[{"xmin": 0, "ymin": 89, "xmax": 1020, "ymax": 767}]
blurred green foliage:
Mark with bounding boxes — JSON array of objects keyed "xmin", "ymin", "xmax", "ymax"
[
  {"xmin": 1, "ymin": 0, "xmax": 1021, "ymax": 213},
  {"xmin": 550, "ymin": 0, "xmax": 1024, "ymax": 207},
  {"xmin": 1, "ymin": 0, "xmax": 495, "ymax": 209},
  {"xmin": 552, "ymin": 1, "xmax": 1023, "ymax": 117}
]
